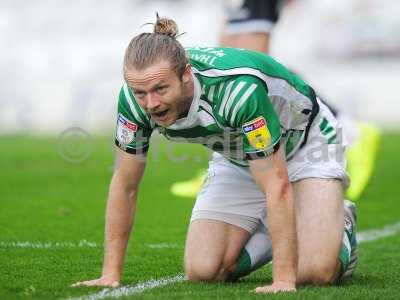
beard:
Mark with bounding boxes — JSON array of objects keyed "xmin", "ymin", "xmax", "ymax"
[{"xmin": 176, "ymin": 83, "xmax": 193, "ymax": 120}]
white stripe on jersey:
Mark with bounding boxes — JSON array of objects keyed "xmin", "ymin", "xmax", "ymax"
[
  {"xmin": 199, "ymin": 99, "xmax": 225, "ymax": 130},
  {"xmin": 230, "ymin": 83, "xmax": 258, "ymax": 125},
  {"xmin": 224, "ymin": 81, "xmax": 246, "ymax": 119},
  {"xmin": 218, "ymin": 81, "xmax": 234, "ymax": 117},
  {"xmin": 123, "ymin": 84, "xmax": 144, "ymax": 124},
  {"xmin": 207, "ymin": 85, "xmax": 215, "ymax": 102},
  {"xmin": 217, "ymin": 83, "xmax": 224, "ymax": 98}
]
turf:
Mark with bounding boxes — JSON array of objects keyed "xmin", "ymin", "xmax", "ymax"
[{"xmin": 0, "ymin": 132, "xmax": 399, "ymax": 299}]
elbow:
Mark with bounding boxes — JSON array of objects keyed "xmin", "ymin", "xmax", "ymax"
[
  {"xmin": 279, "ymin": 176, "xmax": 291, "ymax": 198},
  {"xmin": 275, "ymin": 177, "xmax": 292, "ymax": 202},
  {"xmin": 127, "ymin": 188, "xmax": 138, "ymax": 202},
  {"xmin": 109, "ymin": 173, "xmax": 139, "ymax": 204},
  {"xmin": 264, "ymin": 172, "xmax": 292, "ymax": 203},
  {"xmin": 250, "ymin": 156, "xmax": 292, "ymax": 201},
  {"xmin": 122, "ymin": 181, "xmax": 139, "ymax": 203}
]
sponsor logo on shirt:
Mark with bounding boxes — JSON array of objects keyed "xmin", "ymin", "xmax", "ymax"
[
  {"xmin": 117, "ymin": 113, "xmax": 137, "ymax": 145},
  {"xmin": 242, "ymin": 116, "xmax": 271, "ymax": 150}
]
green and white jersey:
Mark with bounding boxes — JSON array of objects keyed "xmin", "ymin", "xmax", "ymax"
[{"xmin": 115, "ymin": 47, "xmax": 319, "ymax": 166}]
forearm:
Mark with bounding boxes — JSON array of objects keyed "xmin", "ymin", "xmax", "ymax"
[
  {"xmin": 267, "ymin": 181, "xmax": 298, "ymax": 283},
  {"xmin": 102, "ymin": 174, "xmax": 138, "ymax": 279}
]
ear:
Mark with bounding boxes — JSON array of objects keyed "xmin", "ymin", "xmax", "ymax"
[{"xmin": 181, "ymin": 64, "xmax": 192, "ymax": 83}]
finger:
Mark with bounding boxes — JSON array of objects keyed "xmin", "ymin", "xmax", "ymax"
[
  {"xmin": 72, "ymin": 280, "xmax": 97, "ymax": 287},
  {"xmin": 84, "ymin": 280, "xmax": 101, "ymax": 287},
  {"xmin": 71, "ymin": 282, "xmax": 82, "ymax": 287},
  {"xmin": 254, "ymin": 286, "xmax": 271, "ymax": 293},
  {"xmin": 256, "ymin": 286, "xmax": 296, "ymax": 294},
  {"xmin": 256, "ymin": 286, "xmax": 280, "ymax": 294}
]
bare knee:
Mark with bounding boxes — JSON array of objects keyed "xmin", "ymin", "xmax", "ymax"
[
  {"xmin": 309, "ymin": 268, "xmax": 337, "ymax": 286},
  {"xmin": 298, "ymin": 261, "xmax": 339, "ymax": 286},
  {"xmin": 185, "ymin": 258, "xmax": 220, "ymax": 282},
  {"xmin": 184, "ymin": 219, "xmax": 249, "ymax": 282},
  {"xmin": 185, "ymin": 256, "xmax": 237, "ymax": 282}
]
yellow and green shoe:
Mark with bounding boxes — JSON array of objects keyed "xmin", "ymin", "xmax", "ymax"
[
  {"xmin": 170, "ymin": 169, "xmax": 207, "ymax": 198},
  {"xmin": 346, "ymin": 123, "xmax": 381, "ymax": 201}
]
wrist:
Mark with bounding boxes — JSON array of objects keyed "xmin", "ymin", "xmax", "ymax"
[
  {"xmin": 101, "ymin": 269, "xmax": 121, "ymax": 281},
  {"xmin": 273, "ymin": 280, "xmax": 296, "ymax": 285},
  {"xmin": 273, "ymin": 271, "xmax": 296, "ymax": 285}
]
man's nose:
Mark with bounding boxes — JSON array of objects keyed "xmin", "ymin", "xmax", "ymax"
[{"xmin": 146, "ymin": 92, "xmax": 161, "ymax": 110}]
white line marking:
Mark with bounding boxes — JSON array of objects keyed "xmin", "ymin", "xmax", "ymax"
[
  {"xmin": 3, "ymin": 218, "xmax": 399, "ymax": 251},
  {"xmin": 358, "ymin": 221, "xmax": 400, "ymax": 243},
  {"xmin": 67, "ymin": 274, "xmax": 185, "ymax": 300},
  {"xmin": 0, "ymin": 240, "xmax": 99, "ymax": 249},
  {"xmin": 1, "ymin": 222, "xmax": 398, "ymax": 299},
  {"xmin": 69, "ymin": 221, "xmax": 400, "ymax": 300},
  {"xmin": 0, "ymin": 241, "xmax": 184, "ymax": 250},
  {"xmin": 146, "ymin": 243, "xmax": 182, "ymax": 249}
]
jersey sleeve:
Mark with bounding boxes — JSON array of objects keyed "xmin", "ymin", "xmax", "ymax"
[
  {"xmin": 115, "ymin": 84, "xmax": 153, "ymax": 154},
  {"xmin": 226, "ymin": 77, "xmax": 281, "ymax": 160}
]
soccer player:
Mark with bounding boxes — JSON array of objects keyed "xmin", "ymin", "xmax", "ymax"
[
  {"xmin": 172, "ymin": 0, "xmax": 381, "ymax": 200},
  {"xmin": 72, "ymin": 16, "xmax": 357, "ymax": 293},
  {"xmin": 220, "ymin": 0, "xmax": 283, "ymax": 53}
]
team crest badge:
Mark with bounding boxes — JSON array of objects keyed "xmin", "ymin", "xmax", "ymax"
[
  {"xmin": 117, "ymin": 113, "xmax": 137, "ymax": 145},
  {"xmin": 242, "ymin": 116, "xmax": 271, "ymax": 150}
]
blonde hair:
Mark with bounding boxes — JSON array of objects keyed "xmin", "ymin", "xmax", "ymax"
[{"xmin": 123, "ymin": 14, "xmax": 188, "ymax": 80}]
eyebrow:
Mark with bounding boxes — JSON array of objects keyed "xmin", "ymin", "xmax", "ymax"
[{"xmin": 132, "ymin": 81, "xmax": 168, "ymax": 93}]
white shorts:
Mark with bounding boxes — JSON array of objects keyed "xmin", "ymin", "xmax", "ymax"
[{"xmin": 191, "ymin": 100, "xmax": 349, "ymax": 233}]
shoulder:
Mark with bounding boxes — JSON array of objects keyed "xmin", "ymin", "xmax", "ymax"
[{"xmin": 195, "ymin": 72, "xmax": 268, "ymax": 127}]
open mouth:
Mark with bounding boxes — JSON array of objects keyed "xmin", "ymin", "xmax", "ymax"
[{"xmin": 153, "ymin": 109, "xmax": 169, "ymax": 118}]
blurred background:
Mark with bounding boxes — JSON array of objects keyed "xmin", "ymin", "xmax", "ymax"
[{"xmin": 1, "ymin": 0, "xmax": 399, "ymax": 136}]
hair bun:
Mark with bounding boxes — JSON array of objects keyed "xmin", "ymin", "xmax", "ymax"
[{"xmin": 154, "ymin": 13, "xmax": 179, "ymax": 38}]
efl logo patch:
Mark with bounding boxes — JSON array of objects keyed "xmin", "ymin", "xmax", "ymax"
[
  {"xmin": 116, "ymin": 113, "xmax": 137, "ymax": 145},
  {"xmin": 242, "ymin": 116, "xmax": 271, "ymax": 150}
]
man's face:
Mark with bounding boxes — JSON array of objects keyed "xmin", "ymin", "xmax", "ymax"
[{"xmin": 125, "ymin": 60, "xmax": 192, "ymax": 127}]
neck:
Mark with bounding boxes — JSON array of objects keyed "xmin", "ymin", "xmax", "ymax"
[{"xmin": 178, "ymin": 96, "xmax": 193, "ymax": 119}]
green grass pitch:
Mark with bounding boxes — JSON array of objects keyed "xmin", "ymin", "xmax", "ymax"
[{"xmin": 0, "ymin": 133, "xmax": 400, "ymax": 299}]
